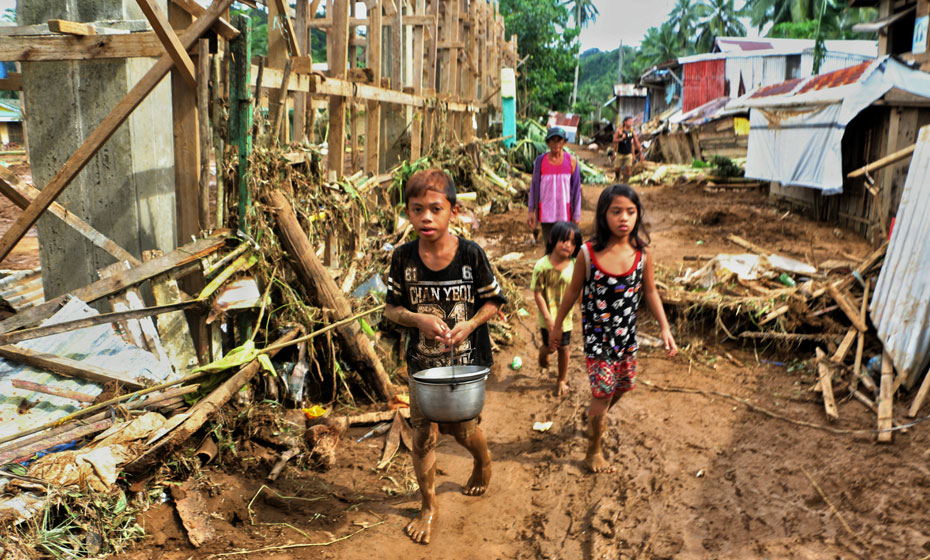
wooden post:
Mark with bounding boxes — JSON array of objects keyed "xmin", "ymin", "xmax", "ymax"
[
  {"xmin": 170, "ymin": 3, "xmax": 202, "ymax": 242},
  {"xmin": 267, "ymin": 0, "xmax": 289, "ymax": 143},
  {"xmin": 197, "ymin": 39, "xmax": 212, "ymax": 232},
  {"xmin": 294, "ymin": 0, "xmax": 310, "ymax": 143},
  {"xmin": 211, "ymin": 53, "xmax": 226, "ymax": 229},
  {"xmin": 877, "ymin": 351, "xmax": 894, "ymax": 442},
  {"xmin": 365, "ymin": 0, "xmax": 382, "ymax": 174},
  {"xmin": 328, "ymin": 0, "xmax": 350, "ymax": 178},
  {"xmin": 409, "ymin": 0, "xmax": 425, "ymax": 159},
  {"xmin": 267, "ymin": 190, "xmax": 396, "ymax": 400},
  {"xmin": 815, "ymin": 347, "xmax": 839, "ymax": 419},
  {"xmin": 229, "ymin": 15, "xmax": 253, "ymax": 232}
]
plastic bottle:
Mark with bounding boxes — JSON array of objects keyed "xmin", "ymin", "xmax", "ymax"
[{"xmin": 778, "ymin": 273, "xmax": 796, "ymax": 287}]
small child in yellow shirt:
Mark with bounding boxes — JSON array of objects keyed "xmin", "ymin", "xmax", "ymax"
[{"xmin": 531, "ymin": 221, "xmax": 582, "ymax": 396}]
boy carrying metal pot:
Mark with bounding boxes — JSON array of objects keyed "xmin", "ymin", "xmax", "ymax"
[{"xmin": 384, "ymin": 168, "xmax": 507, "ymax": 545}]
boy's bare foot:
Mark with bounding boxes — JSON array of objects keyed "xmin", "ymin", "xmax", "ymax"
[
  {"xmin": 463, "ymin": 460, "xmax": 491, "ymax": 495},
  {"xmin": 584, "ymin": 451, "xmax": 616, "ymax": 474},
  {"xmin": 555, "ymin": 382, "xmax": 570, "ymax": 397},
  {"xmin": 405, "ymin": 507, "xmax": 437, "ymax": 544}
]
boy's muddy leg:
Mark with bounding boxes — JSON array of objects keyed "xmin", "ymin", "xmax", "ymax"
[
  {"xmin": 555, "ymin": 346, "xmax": 570, "ymax": 396},
  {"xmin": 407, "ymin": 423, "xmax": 439, "ymax": 544},
  {"xmin": 455, "ymin": 425, "xmax": 491, "ymax": 496},
  {"xmin": 585, "ymin": 397, "xmax": 616, "ymax": 473}
]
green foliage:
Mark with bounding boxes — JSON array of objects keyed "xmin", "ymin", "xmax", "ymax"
[
  {"xmin": 744, "ymin": 0, "xmax": 878, "ymax": 39},
  {"xmin": 710, "ymin": 155, "xmax": 741, "ymax": 177},
  {"xmin": 231, "ymin": 5, "xmax": 327, "ymax": 62},
  {"xmin": 696, "ymin": 0, "xmax": 746, "ymax": 52},
  {"xmin": 641, "ymin": 22, "xmax": 682, "ymax": 67},
  {"xmin": 500, "ymin": 0, "xmax": 577, "ymax": 118}
]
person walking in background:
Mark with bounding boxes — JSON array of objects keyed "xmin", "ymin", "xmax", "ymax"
[
  {"xmin": 527, "ymin": 126, "xmax": 582, "ymax": 244},
  {"xmin": 613, "ymin": 117, "xmax": 642, "ymax": 183}
]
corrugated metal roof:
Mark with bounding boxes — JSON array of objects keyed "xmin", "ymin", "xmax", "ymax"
[
  {"xmin": 749, "ymin": 77, "xmax": 806, "ymax": 99},
  {"xmin": 716, "ymin": 38, "xmax": 774, "ymax": 52},
  {"xmin": 870, "ymin": 124, "xmax": 930, "ymax": 390},
  {"xmin": 0, "ymin": 297, "xmax": 179, "ymax": 450},
  {"xmin": 796, "ymin": 60, "xmax": 872, "ymax": 94},
  {"xmin": 0, "ymin": 269, "xmax": 44, "ymax": 312}
]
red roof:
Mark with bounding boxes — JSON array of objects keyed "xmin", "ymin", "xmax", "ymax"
[
  {"xmin": 796, "ymin": 60, "xmax": 872, "ymax": 94},
  {"xmin": 748, "ymin": 59, "xmax": 875, "ymax": 100},
  {"xmin": 548, "ymin": 112, "xmax": 581, "ymax": 127},
  {"xmin": 750, "ymin": 78, "xmax": 805, "ymax": 99}
]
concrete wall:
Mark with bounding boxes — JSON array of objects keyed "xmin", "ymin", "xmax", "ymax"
[{"xmin": 18, "ymin": 0, "xmax": 176, "ymax": 299}]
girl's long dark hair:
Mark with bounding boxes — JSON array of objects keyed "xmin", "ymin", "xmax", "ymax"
[{"xmin": 591, "ymin": 184, "xmax": 650, "ymax": 252}]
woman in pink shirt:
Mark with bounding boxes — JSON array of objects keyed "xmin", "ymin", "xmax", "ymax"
[{"xmin": 527, "ymin": 126, "xmax": 582, "ymax": 244}]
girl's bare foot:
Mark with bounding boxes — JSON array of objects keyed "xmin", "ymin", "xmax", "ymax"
[
  {"xmin": 463, "ymin": 460, "xmax": 491, "ymax": 495},
  {"xmin": 584, "ymin": 451, "xmax": 616, "ymax": 473},
  {"xmin": 405, "ymin": 507, "xmax": 437, "ymax": 544}
]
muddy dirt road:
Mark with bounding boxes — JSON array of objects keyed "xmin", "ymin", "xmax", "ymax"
[{"xmin": 115, "ymin": 177, "xmax": 930, "ymax": 560}]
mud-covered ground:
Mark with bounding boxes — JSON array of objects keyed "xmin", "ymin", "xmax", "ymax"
[{"xmin": 105, "ymin": 149, "xmax": 930, "ymax": 560}]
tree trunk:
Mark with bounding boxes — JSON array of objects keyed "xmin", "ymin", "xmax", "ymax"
[{"xmin": 266, "ymin": 190, "xmax": 397, "ymax": 401}]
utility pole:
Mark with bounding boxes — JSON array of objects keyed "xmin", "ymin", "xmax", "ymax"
[{"xmin": 618, "ymin": 39, "xmax": 623, "ymax": 83}]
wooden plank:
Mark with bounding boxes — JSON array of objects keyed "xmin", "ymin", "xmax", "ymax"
[
  {"xmin": 409, "ymin": 0, "xmax": 425, "ymax": 159},
  {"xmin": 850, "ymin": 279, "xmax": 869, "ymax": 393},
  {"xmin": 0, "ymin": 300, "xmax": 198, "ymax": 347},
  {"xmin": 0, "ymin": 0, "xmax": 234, "ymax": 265},
  {"xmin": 327, "ymin": 0, "xmax": 350, "ymax": 177},
  {"xmin": 99, "ymin": 261, "xmax": 172, "ymax": 366},
  {"xmin": 293, "ymin": 0, "xmax": 310, "ymax": 142},
  {"xmin": 0, "ymin": 33, "xmax": 166, "ymax": 61},
  {"xmin": 365, "ymin": 0, "xmax": 382, "ymax": 174},
  {"xmin": 271, "ymin": 0, "xmax": 302, "ymax": 56},
  {"xmin": 831, "ymin": 327, "xmax": 858, "ymax": 363},
  {"xmin": 170, "ymin": 0, "xmax": 240, "ymax": 40},
  {"xmin": 815, "ymin": 347, "xmax": 839, "ymax": 420},
  {"xmin": 170, "ymin": 2, "xmax": 203, "ymax": 253},
  {"xmin": 0, "ymin": 166, "xmax": 140, "ymax": 266},
  {"xmin": 145, "ymin": 250, "xmax": 200, "ymax": 372},
  {"xmin": 0, "ymin": 236, "xmax": 225, "ymax": 335},
  {"xmin": 758, "ymin": 305, "xmax": 789, "ymax": 326},
  {"xmin": 11, "ymin": 379, "xmax": 96, "ymax": 402},
  {"xmin": 827, "ymin": 284, "xmax": 868, "ymax": 332},
  {"xmin": 877, "ymin": 351, "xmax": 894, "ymax": 442},
  {"xmin": 197, "ymin": 39, "xmax": 212, "ymax": 232},
  {"xmin": 253, "ymin": 66, "xmax": 480, "ymax": 112},
  {"xmin": 47, "ymin": 19, "xmax": 96, "ymax": 36},
  {"xmin": 0, "ymin": 345, "xmax": 144, "ymax": 390},
  {"xmin": 137, "ymin": 0, "xmax": 197, "ymax": 88},
  {"xmin": 908, "ymin": 363, "xmax": 930, "ymax": 417}
]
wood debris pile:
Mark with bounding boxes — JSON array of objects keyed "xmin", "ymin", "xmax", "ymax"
[{"xmin": 660, "ymin": 234, "xmax": 929, "ymax": 436}]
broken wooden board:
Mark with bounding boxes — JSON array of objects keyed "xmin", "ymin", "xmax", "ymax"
[
  {"xmin": 877, "ymin": 352, "xmax": 894, "ymax": 443},
  {"xmin": 831, "ymin": 327, "xmax": 857, "ymax": 364},
  {"xmin": 0, "ymin": 345, "xmax": 143, "ymax": 390},
  {"xmin": 827, "ymin": 285, "xmax": 867, "ymax": 332},
  {"xmin": 171, "ymin": 480, "xmax": 216, "ymax": 548},
  {"xmin": 815, "ymin": 348, "xmax": 839, "ymax": 420},
  {"xmin": 146, "ymin": 250, "xmax": 199, "ymax": 372},
  {"xmin": 0, "ymin": 235, "xmax": 226, "ymax": 335}
]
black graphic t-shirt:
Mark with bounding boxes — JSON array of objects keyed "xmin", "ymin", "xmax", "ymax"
[{"xmin": 386, "ymin": 238, "xmax": 507, "ymax": 373}]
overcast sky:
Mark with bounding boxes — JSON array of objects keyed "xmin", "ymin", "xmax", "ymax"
[{"xmin": 580, "ymin": 0, "xmax": 755, "ymax": 51}]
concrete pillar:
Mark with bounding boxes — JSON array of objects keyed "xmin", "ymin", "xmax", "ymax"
[{"xmin": 18, "ymin": 0, "xmax": 176, "ymax": 299}]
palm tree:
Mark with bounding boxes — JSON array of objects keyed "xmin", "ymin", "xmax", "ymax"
[
  {"xmin": 567, "ymin": 0, "xmax": 599, "ymax": 107},
  {"xmin": 640, "ymin": 22, "xmax": 682, "ymax": 67},
  {"xmin": 697, "ymin": 0, "xmax": 746, "ymax": 52},
  {"xmin": 668, "ymin": 0, "xmax": 710, "ymax": 54}
]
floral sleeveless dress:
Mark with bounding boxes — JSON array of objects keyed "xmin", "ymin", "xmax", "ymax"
[{"xmin": 581, "ymin": 242, "xmax": 643, "ymax": 398}]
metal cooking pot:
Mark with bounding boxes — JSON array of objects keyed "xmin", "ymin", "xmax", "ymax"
[{"xmin": 411, "ymin": 365, "xmax": 489, "ymax": 423}]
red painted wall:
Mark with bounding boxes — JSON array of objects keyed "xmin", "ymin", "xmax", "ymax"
[{"xmin": 682, "ymin": 59, "xmax": 726, "ymax": 113}]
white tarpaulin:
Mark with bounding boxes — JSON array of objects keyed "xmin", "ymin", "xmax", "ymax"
[{"xmin": 740, "ymin": 57, "xmax": 930, "ymax": 194}]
